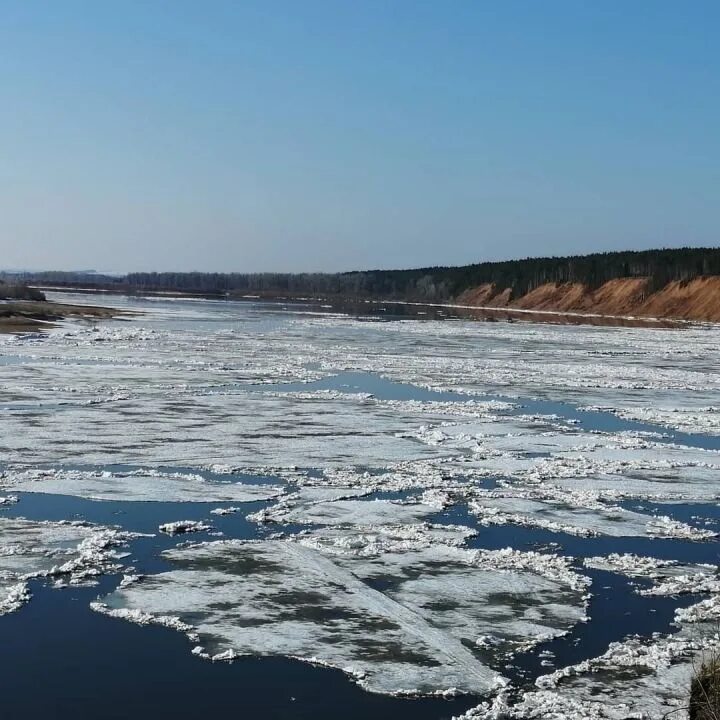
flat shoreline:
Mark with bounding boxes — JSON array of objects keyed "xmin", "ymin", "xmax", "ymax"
[{"xmin": 0, "ymin": 300, "xmax": 131, "ymax": 334}]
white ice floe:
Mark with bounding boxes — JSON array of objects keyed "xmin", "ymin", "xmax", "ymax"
[
  {"xmin": 245, "ymin": 485, "xmax": 376, "ymax": 525},
  {"xmin": 0, "ymin": 516, "xmax": 139, "ymax": 615},
  {"xmin": 397, "ymin": 418, "xmax": 720, "ymax": 505},
  {"xmin": 675, "ymin": 594, "xmax": 720, "ymax": 624},
  {"xmin": 453, "ymin": 689, "xmax": 642, "ymax": 719},
  {"xmin": 158, "ymin": 520, "xmax": 212, "ymax": 536},
  {"xmin": 584, "ymin": 554, "xmax": 720, "ymax": 595},
  {"xmin": 0, "ymin": 582, "xmax": 31, "ymax": 615},
  {"xmin": 456, "ymin": 587, "xmax": 720, "ymax": 720},
  {"xmin": 536, "ymin": 631, "xmax": 720, "ymax": 713},
  {"xmin": 249, "ymin": 496, "xmax": 444, "ymax": 527},
  {"xmin": 527, "ymin": 442, "xmax": 720, "ymax": 502},
  {"xmin": 468, "ymin": 489, "xmax": 714, "ymax": 540},
  {"xmin": 90, "ymin": 603, "xmax": 199, "ymax": 638},
  {"xmin": 585, "ymin": 552, "xmax": 696, "ymax": 576},
  {"xmin": 294, "ymin": 522, "xmax": 478, "ymax": 556},
  {"xmin": 1, "ymin": 467, "xmax": 283, "ymax": 503},
  {"xmin": 96, "ymin": 537, "xmax": 588, "ymax": 696},
  {"xmin": 456, "ymin": 633, "xmax": 720, "ymax": 719},
  {"xmin": 548, "ymin": 465, "xmax": 720, "ymax": 503},
  {"xmin": 286, "ymin": 459, "xmax": 471, "ymax": 493},
  {"xmin": 581, "ymin": 403, "xmax": 720, "ymax": 437},
  {"xmin": 118, "ymin": 573, "xmax": 143, "ymax": 589},
  {"xmin": 0, "ymin": 376, "xmax": 470, "ymax": 468}
]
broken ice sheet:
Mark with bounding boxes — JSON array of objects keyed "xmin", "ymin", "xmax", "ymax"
[
  {"xmin": 468, "ymin": 490, "xmax": 715, "ymax": 540},
  {"xmin": 95, "ymin": 536, "xmax": 588, "ymax": 697},
  {"xmin": 455, "ymin": 579, "xmax": 720, "ymax": 720},
  {"xmin": 0, "ymin": 516, "xmax": 137, "ymax": 615},
  {"xmin": 158, "ymin": 520, "xmax": 213, "ymax": 536},
  {"xmin": 530, "ymin": 626, "xmax": 720, "ymax": 720},
  {"xmin": 581, "ymin": 402, "xmax": 720, "ymax": 437},
  {"xmin": 0, "ymin": 382, "xmax": 472, "ymax": 468},
  {"xmin": 401, "ymin": 416, "xmax": 720, "ymax": 507},
  {"xmin": 584, "ymin": 554, "xmax": 720, "ymax": 596},
  {"xmin": 249, "ymin": 494, "xmax": 444, "ymax": 527},
  {"xmin": 0, "ymin": 467, "xmax": 284, "ymax": 503},
  {"xmin": 507, "ymin": 441, "xmax": 720, "ymax": 500},
  {"xmin": 550, "ymin": 463, "xmax": 720, "ymax": 503},
  {"xmin": 456, "ymin": 632, "xmax": 720, "ymax": 720}
]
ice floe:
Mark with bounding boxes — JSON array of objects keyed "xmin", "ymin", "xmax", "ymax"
[
  {"xmin": 96, "ymin": 536, "xmax": 589, "ymax": 696},
  {"xmin": 469, "ymin": 490, "xmax": 715, "ymax": 540},
  {"xmin": 584, "ymin": 553, "xmax": 720, "ymax": 596},
  {"xmin": 0, "ymin": 516, "xmax": 139, "ymax": 615},
  {"xmin": 454, "ymin": 578, "xmax": 720, "ymax": 720},
  {"xmin": 0, "ymin": 467, "xmax": 283, "ymax": 503},
  {"xmin": 209, "ymin": 506, "xmax": 242, "ymax": 515},
  {"xmin": 456, "ymin": 627, "xmax": 720, "ymax": 719},
  {"xmin": 250, "ymin": 496, "xmax": 444, "ymax": 527},
  {"xmin": 158, "ymin": 520, "xmax": 213, "ymax": 536}
]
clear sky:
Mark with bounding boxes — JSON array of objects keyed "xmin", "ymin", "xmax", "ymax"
[{"xmin": 0, "ymin": 1, "xmax": 718, "ymax": 273}]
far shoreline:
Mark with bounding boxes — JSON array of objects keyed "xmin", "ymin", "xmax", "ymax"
[{"xmin": 28, "ymin": 286, "xmax": 691, "ymax": 330}]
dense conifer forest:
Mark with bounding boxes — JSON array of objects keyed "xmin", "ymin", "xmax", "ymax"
[{"xmin": 4, "ymin": 247, "xmax": 720, "ymax": 302}]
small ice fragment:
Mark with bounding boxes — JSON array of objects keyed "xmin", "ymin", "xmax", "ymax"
[{"xmin": 158, "ymin": 520, "xmax": 212, "ymax": 536}]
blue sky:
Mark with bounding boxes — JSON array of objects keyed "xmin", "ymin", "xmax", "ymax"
[{"xmin": 0, "ymin": 1, "xmax": 718, "ymax": 272}]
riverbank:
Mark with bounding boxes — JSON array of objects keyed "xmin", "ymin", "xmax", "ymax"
[
  {"xmin": 0, "ymin": 300, "xmax": 130, "ymax": 333},
  {"xmin": 457, "ymin": 277, "xmax": 720, "ymax": 324},
  {"xmin": 30, "ymin": 287, "xmax": 690, "ymax": 329}
]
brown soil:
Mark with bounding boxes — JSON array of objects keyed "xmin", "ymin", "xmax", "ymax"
[
  {"xmin": 456, "ymin": 276, "xmax": 720, "ymax": 323},
  {"xmin": 0, "ymin": 301, "xmax": 130, "ymax": 334}
]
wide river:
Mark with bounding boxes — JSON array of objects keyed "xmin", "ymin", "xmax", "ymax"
[{"xmin": 1, "ymin": 292, "xmax": 719, "ymax": 719}]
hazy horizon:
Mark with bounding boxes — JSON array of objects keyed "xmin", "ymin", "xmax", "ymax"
[
  {"xmin": 1, "ymin": 1, "xmax": 718, "ymax": 273},
  {"xmin": 3, "ymin": 242, "xmax": 719, "ymax": 278}
]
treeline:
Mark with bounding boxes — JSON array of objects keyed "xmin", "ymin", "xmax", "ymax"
[
  {"xmin": 6, "ymin": 247, "xmax": 720, "ymax": 302},
  {"xmin": 0, "ymin": 271, "xmax": 121, "ymax": 287},
  {"xmin": 0, "ymin": 280, "xmax": 46, "ymax": 301},
  {"xmin": 125, "ymin": 247, "xmax": 720, "ymax": 301}
]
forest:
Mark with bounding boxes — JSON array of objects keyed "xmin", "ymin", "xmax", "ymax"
[{"xmin": 4, "ymin": 247, "xmax": 720, "ymax": 303}]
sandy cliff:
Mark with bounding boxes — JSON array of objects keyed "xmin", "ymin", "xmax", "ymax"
[{"xmin": 456, "ymin": 277, "xmax": 720, "ymax": 322}]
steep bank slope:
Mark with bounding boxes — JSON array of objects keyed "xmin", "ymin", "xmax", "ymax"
[{"xmin": 456, "ymin": 277, "xmax": 720, "ymax": 322}]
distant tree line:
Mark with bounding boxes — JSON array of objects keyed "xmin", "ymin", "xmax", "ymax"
[
  {"xmin": 0, "ymin": 279, "xmax": 46, "ymax": 301},
  {"xmin": 123, "ymin": 247, "xmax": 720, "ymax": 300},
  {"xmin": 5, "ymin": 247, "xmax": 720, "ymax": 302}
]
